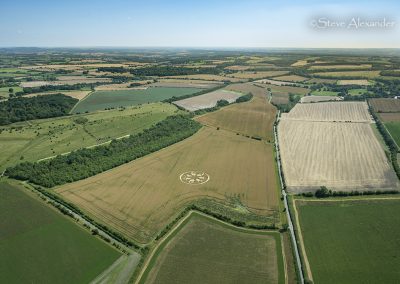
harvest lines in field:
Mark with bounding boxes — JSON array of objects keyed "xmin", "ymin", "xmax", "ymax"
[{"xmin": 278, "ymin": 102, "xmax": 398, "ymax": 192}]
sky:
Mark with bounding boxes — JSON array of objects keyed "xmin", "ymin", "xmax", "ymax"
[{"xmin": 0, "ymin": 0, "xmax": 399, "ymax": 48}]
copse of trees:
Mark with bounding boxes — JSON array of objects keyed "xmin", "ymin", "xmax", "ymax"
[
  {"xmin": 235, "ymin": 92, "xmax": 253, "ymax": 103},
  {"xmin": 97, "ymin": 67, "xmax": 127, "ymax": 73},
  {"xmin": 0, "ymin": 94, "xmax": 78, "ymax": 125},
  {"xmin": 5, "ymin": 115, "xmax": 202, "ymax": 187},
  {"xmin": 18, "ymin": 83, "xmax": 100, "ymax": 95},
  {"xmin": 272, "ymin": 93, "xmax": 301, "ymax": 113}
]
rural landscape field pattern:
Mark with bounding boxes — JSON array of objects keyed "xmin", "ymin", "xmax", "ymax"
[{"xmin": 1, "ymin": 48, "xmax": 400, "ymax": 284}]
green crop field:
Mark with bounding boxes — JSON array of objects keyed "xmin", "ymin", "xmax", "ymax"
[
  {"xmin": 0, "ymin": 102, "xmax": 178, "ymax": 170},
  {"xmin": 384, "ymin": 122, "xmax": 400, "ymax": 146},
  {"xmin": 72, "ymin": 87, "xmax": 200, "ymax": 113},
  {"xmin": 310, "ymin": 90, "xmax": 339, "ymax": 96},
  {"xmin": 295, "ymin": 198, "xmax": 400, "ymax": 284},
  {"xmin": 0, "ymin": 181, "xmax": 121, "ymax": 284},
  {"xmin": 348, "ymin": 88, "xmax": 369, "ymax": 96},
  {"xmin": 140, "ymin": 213, "xmax": 285, "ymax": 284}
]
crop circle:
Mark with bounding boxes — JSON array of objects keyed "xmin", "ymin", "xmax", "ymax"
[{"xmin": 180, "ymin": 171, "xmax": 210, "ymax": 185}]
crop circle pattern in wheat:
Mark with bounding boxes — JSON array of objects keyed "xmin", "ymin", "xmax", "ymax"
[{"xmin": 180, "ymin": 171, "xmax": 210, "ymax": 185}]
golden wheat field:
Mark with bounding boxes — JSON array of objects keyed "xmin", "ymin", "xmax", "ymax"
[
  {"xmin": 196, "ymin": 83, "xmax": 276, "ymax": 141},
  {"xmin": 56, "ymin": 127, "xmax": 279, "ymax": 243}
]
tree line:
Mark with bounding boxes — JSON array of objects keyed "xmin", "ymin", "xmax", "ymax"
[
  {"xmin": 0, "ymin": 94, "xmax": 78, "ymax": 125},
  {"xmin": 6, "ymin": 115, "xmax": 202, "ymax": 187}
]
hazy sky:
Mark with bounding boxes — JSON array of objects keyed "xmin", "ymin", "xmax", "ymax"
[{"xmin": 1, "ymin": 0, "xmax": 399, "ymax": 48}]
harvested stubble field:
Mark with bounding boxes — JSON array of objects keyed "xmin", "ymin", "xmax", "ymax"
[
  {"xmin": 196, "ymin": 83, "xmax": 276, "ymax": 141},
  {"xmin": 227, "ymin": 70, "xmax": 288, "ymax": 79},
  {"xmin": 20, "ymin": 76, "xmax": 111, "ymax": 88},
  {"xmin": 278, "ymin": 102, "xmax": 398, "ymax": 192},
  {"xmin": 300, "ymin": 95, "xmax": 342, "ymax": 103},
  {"xmin": 165, "ymin": 74, "xmax": 243, "ymax": 82},
  {"xmin": 267, "ymin": 84, "xmax": 309, "ymax": 96},
  {"xmin": 281, "ymin": 102, "xmax": 371, "ymax": 122},
  {"xmin": 294, "ymin": 198, "xmax": 400, "ymax": 284},
  {"xmin": 0, "ymin": 181, "xmax": 121, "ymax": 284},
  {"xmin": 309, "ymin": 64, "xmax": 372, "ymax": 70},
  {"xmin": 370, "ymin": 98, "xmax": 400, "ymax": 113},
  {"xmin": 173, "ymin": 89, "xmax": 242, "ymax": 111},
  {"xmin": 315, "ymin": 71, "xmax": 380, "ymax": 79},
  {"xmin": 56, "ymin": 127, "xmax": 279, "ymax": 243},
  {"xmin": 142, "ymin": 213, "xmax": 284, "ymax": 284},
  {"xmin": 272, "ymin": 75, "xmax": 309, "ymax": 82},
  {"xmin": 0, "ymin": 103, "xmax": 177, "ymax": 170},
  {"xmin": 306, "ymin": 78, "xmax": 337, "ymax": 84},
  {"xmin": 337, "ymin": 79, "xmax": 371, "ymax": 86}
]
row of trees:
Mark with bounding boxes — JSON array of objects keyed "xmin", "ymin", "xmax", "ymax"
[
  {"xmin": 301, "ymin": 186, "xmax": 399, "ymax": 198},
  {"xmin": 0, "ymin": 94, "xmax": 78, "ymax": 125},
  {"xmin": 370, "ymin": 108, "xmax": 400, "ymax": 179},
  {"xmin": 6, "ymin": 115, "xmax": 201, "ymax": 187}
]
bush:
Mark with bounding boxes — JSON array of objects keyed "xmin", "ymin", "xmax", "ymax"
[{"xmin": 315, "ymin": 186, "xmax": 331, "ymax": 198}]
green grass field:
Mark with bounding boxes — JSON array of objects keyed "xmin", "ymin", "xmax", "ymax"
[
  {"xmin": 0, "ymin": 103, "xmax": 178, "ymax": 170},
  {"xmin": 141, "ymin": 213, "xmax": 285, "ymax": 284},
  {"xmin": 295, "ymin": 198, "xmax": 400, "ymax": 284},
  {"xmin": 72, "ymin": 87, "xmax": 200, "ymax": 113},
  {"xmin": 310, "ymin": 90, "xmax": 339, "ymax": 96},
  {"xmin": 0, "ymin": 181, "xmax": 121, "ymax": 284},
  {"xmin": 384, "ymin": 122, "xmax": 400, "ymax": 147},
  {"xmin": 0, "ymin": 87, "xmax": 23, "ymax": 98},
  {"xmin": 347, "ymin": 88, "xmax": 369, "ymax": 96}
]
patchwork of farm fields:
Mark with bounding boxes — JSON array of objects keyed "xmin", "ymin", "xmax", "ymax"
[
  {"xmin": 0, "ymin": 181, "xmax": 121, "ymax": 284},
  {"xmin": 196, "ymin": 83, "xmax": 276, "ymax": 141},
  {"xmin": 72, "ymin": 87, "xmax": 200, "ymax": 113},
  {"xmin": 294, "ymin": 198, "xmax": 400, "ymax": 284},
  {"xmin": 278, "ymin": 102, "xmax": 398, "ymax": 191},
  {"xmin": 173, "ymin": 89, "xmax": 242, "ymax": 111},
  {"xmin": 0, "ymin": 103, "xmax": 177, "ymax": 170},
  {"xmin": 141, "ymin": 213, "xmax": 284, "ymax": 284},
  {"xmin": 56, "ymin": 127, "xmax": 279, "ymax": 243}
]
